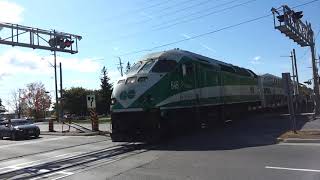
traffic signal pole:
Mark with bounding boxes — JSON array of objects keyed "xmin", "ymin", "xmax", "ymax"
[
  {"xmin": 272, "ymin": 5, "xmax": 320, "ymax": 116},
  {"xmin": 60, "ymin": 62, "xmax": 63, "ymax": 120},
  {"xmin": 54, "ymin": 49, "xmax": 59, "ymax": 122}
]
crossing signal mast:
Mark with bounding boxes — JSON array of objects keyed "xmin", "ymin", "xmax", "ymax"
[
  {"xmin": 271, "ymin": 5, "xmax": 319, "ymax": 116},
  {"xmin": 0, "ymin": 22, "xmax": 82, "ymax": 122}
]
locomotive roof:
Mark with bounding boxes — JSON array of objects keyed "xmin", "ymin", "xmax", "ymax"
[
  {"xmin": 261, "ymin": 73, "xmax": 282, "ymax": 80},
  {"xmin": 142, "ymin": 49, "xmax": 257, "ymax": 77}
]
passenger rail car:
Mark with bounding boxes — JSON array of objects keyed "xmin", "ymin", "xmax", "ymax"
[{"xmin": 110, "ymin": 49, "xmax": 286, "ymax": 141}]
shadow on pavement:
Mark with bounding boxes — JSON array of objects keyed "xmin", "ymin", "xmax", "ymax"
[
  {"xmin": 2, "ymin": 136, "xmax": 43, "ymax": 141},
  {"xmin": 155, "ymin": 113, "xmax": 311, "ymax": 151}
]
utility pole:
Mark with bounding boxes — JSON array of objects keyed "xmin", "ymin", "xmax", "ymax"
[
  {"xmin": 310, "ymin": 41, "xmax": 320, "ymax": 115},
  {"xmin": 293, "ymin": 49, "xmax": 300, "ymax": 94},
  {"xmin": 283, "ymin": 73, "xmax": 297, "ymax": 133},
  {"xmin": 118, "ymin": 57, "xmax": 124, "ymax": 77},
  {"xmin": 59, "ymin": 62, "xmax": 63, "ymax": 120},
  {"xmin": 290, "ymin": 51, "xmax": 297, "ymax": 94},
  {"xmin": 54, "ymin": 49, "xmax": 59, "ymax": 122},
  {"xmin": 18, "ymin": 89, "xmax": 22, "ymax": 118},
  {"xmin": 272, "ymin": 5, "xmax": 319, "ymax": 116}
]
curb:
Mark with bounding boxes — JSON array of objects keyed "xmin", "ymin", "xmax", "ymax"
[
  {"xmin": 277, "ymin": 138, "xmax": 320, "ymax": 143},
  {"xmin": 40, "ymin": 131, "xmax": 110, "ymax": 136}
]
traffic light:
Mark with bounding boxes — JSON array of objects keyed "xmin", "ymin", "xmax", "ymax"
[
  {"xmin": 48, "ymin": 37, "xmax": 74, "ymax": 49},
  {"xmin": 64, "ymin": 39, "xmax": 74, "ymax": 48},
  {"xmin": 48, "ymin": 36, "xmax": 63, "ymax": 47},
  {"xmin": 292, "ymin": 11, "xmax": 303, "ymax": 20},
  {"xmin": 304, "ymin": 80, "xmax": 312, "ymax": 85},
  {"xmin": 277, "ymin": 15, "xmax": 285, "ymax": 22}
]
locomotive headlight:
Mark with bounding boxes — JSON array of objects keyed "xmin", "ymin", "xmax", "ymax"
[{"xmin": 111, "ymin": 98, "xmax": 117, "ymax": 105}]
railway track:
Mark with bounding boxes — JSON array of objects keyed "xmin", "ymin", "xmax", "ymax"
[{"xmin": 0, "ymin": 139, "xmax": 150, "ymax": 180}]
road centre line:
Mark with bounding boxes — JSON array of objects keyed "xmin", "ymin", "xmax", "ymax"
[
  {"xmin": 266, "ymin": 166, "xmax": 320, "ymax": 173},
  {"xmin": 0, "ymin": 136, "xmax": 68, "ymax": 149}
]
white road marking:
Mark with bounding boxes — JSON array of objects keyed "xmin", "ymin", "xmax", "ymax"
[
  {"xmin": 30, "ymin": 170, "xmax": 74, "ymax": 180},
  {"xmin": 278, "ymin": 143, "xmax": 320, "ymax": 146},
  {"xmin": 0, "ymin": 136, "xmax": 69, "ymax": 149},
  {"xmin": 0, "ymin": 152, "xmax": 82, "ymax": 174},
  {"xmin": 266, "ymin": 166, "xmax": 320, "ymax": 173},
  {"xmin": 0, "ymin": 152, "xmax": 76, "ymax": 170}
]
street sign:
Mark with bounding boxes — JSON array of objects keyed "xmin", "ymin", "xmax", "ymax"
[{"xmin": 86, "ymin": 94, "xmax": 96, "ymax": 109}]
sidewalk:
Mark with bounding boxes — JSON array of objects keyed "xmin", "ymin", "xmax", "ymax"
[{"xmin": 278, "ymin": 113, "xmax": 320, "ymax": 143}]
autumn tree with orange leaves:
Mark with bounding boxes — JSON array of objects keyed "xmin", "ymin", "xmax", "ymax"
[{"xmin": 21, "ymin": 82, "xmax": 51, "ymax": 120}]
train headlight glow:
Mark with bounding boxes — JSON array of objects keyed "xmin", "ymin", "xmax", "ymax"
[
  {"xmin": 111, "ymin": 98, "xmax": 117, "ymax": 105},
  {"xmin": 126, "ymin": 77, "xmax": 136, "ymax": 84}
]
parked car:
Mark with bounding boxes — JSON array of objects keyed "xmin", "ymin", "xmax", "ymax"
[{"xmin": 0, "ymin": 119, "xmax": 40, "ymax": 140}]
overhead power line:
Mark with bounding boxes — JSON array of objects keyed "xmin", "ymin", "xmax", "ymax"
[
  {"xmin": 110, "ymin": 0, "xmax": 253, "ymax": 42},
  {"xmin": 120, "ymin": 0, "xmax": 214, "ymax": 28},
  {"xmin": 118, "ymin": 0, "xmax": 320, "ymax": 57},
  {"xmin": 104, "ymin": 0, "xmax": 173, "ymax": 21},
  {"xmin": 119, "ymin": 14, "xmax": 271, "ymax": 56}
]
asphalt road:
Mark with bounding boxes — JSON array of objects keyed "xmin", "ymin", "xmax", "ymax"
[{"xmin": 0, "ymin": 113, "xmax": 318, "ymax": 180}]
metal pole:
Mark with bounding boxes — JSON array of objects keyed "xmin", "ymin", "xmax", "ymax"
[
  {"xmin": 18, "ymin": 89, "xmax": 21, "ymax": 118},
  {"xmin": 293, "ymin": 49, "xmax": 299, "ymax": 94},
  {"xmin": 118, "ymin": 57, "xmax": 123, "ymax": 77},
  {"xmin": 54, "ymin": 49, "xmax": 59, "ymax": 122},
  {"xmin": 310, "ymin": 43, "xmax": 320, "ymax": 116},
  {"xmin": 290, "ymin": 51, "xmax": 296, "ymax": 95},
  {"xmin": 59, "ymin": 62, "xmax": 63, "ymax": 120}
]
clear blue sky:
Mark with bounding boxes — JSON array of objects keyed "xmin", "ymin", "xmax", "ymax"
[{"xmin": 0, "ymin": 0, "xmax": 319, "ymax": 111}]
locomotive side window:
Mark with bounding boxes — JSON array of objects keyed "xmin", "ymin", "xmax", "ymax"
[
  {"xmin": 152, "ymin": 60, "xmax": 177, "ymax": 73},
  {"xmin": 220, "ymin": 64, "xmax": 235, "ymax": 74},
  {"xmin": 182, "ymin": 63, "xmax": 193, "ymax": 76}
]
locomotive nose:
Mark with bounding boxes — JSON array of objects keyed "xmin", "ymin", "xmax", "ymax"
[
  {"xmin": 111, "ymin": 76, "xmax": 147, "ymax": 109},
  {"xmin": 111, "ymin": 73, "xmax": 163, "ymax": 110}
]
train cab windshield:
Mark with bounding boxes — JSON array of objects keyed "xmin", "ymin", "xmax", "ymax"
[
  {"xmin": 127, "ymin": 61, "xmax": 143, "ymax": 75},
  {"xmin": 138, "ymin": 59, "xmax": 156, "ymax": 74},
  {"xmin": 151, "ymin": 60, "xmax": 177, "ymax": 73},
  {"xmin": 137, "ymin": 59, "xmax": 177, "ymax": 74}
]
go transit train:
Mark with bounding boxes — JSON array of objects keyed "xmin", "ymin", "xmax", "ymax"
[{"xmin": 110, "ymin": 49, "xmax": 286, "ymax": 141}]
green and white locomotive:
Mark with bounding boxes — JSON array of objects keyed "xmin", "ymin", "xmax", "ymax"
[{"xmin": 110, "ymin": 49, "xmax": 286, "ymax": 141}]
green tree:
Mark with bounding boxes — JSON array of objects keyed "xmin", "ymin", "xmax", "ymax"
[
  {"xmin": 63, "ymin": 87, "xmax": 92, "ymax": 116},
  {"xmin": 0, "ymin": 98, "xmax": 5, "ymax": 113},
  {"xmin": 98, "ymin": 66, "xmax": 113, "ymax": 115}
]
